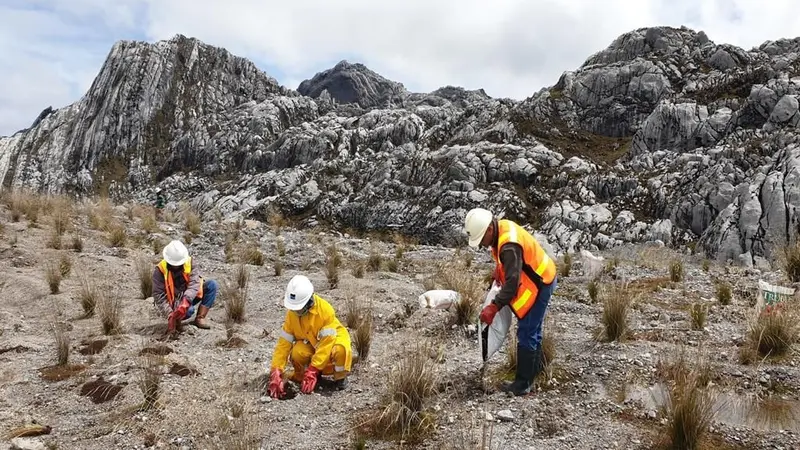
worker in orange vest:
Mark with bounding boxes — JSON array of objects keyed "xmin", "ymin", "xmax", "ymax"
[
  {"xmin": 464, "ymin": 208, "xmax": 558, "ymax": 396},
  {"xmin": 152, "ymin": 240, "xmax": 218, "ymax": 334}
]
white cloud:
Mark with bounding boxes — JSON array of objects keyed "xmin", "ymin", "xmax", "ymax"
[{"xmin": 1, "ymin": 0, "xmax": 800, "ymax": 136}]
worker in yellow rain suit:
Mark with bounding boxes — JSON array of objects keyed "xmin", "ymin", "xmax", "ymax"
[{"xmin": 267, "ymin": 275, "xmax": 353, "ymax": 399}]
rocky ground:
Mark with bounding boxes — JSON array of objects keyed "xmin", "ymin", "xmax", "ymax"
[{"xmin": 1, "ymin": 195, "xmax": 799, "ymax": 450}]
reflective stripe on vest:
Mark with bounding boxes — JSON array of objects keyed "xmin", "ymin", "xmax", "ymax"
[
  {"xmin": 157, "ymin": 257, "xmax": 204, "ymax": 306},
  {"xmin": 491, "ymin": 219, "xmax": 557, "ymax": 319}
]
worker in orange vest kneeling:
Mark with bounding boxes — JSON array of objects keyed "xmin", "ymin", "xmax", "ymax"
[
  {"xmin": 152, "ymin": 240, "xmax": 218, "ymax": 334},
  {"xmin": 267, "ymin": 275, "xmax": 353, "ymax": 399},
  {"xmin": 464, "ymin": 208, "xmax": 558, "ymax": 396}
]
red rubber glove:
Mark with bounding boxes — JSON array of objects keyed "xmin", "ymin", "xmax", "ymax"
[
  {"xmin": 174, "ymin": 297, "xmax": 191, "ymax": 320},
  {"xmin": 300, "ymin": 366, "xmax": 320, "ymax": 394},
  {"xmin": 268, "ymin": 369, "xmax": 286, "ymax": 399},
  {"xmin": 479, "ymin": 303, "xmax": 499, "ymax": 325}
]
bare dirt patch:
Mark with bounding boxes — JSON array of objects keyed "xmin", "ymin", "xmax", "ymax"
[
  {"xmin": 38, "ymin": 364, "xmax": 88, "ymax": 382},
  {"xmin": 79, "ymin": 377, "xmax": 125, "ymax": 403},
  {"xmin": 78, "ymin": 338, "xmax": 108, "ymax": 355}
]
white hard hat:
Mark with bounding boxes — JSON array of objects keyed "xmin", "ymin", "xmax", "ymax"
[
  {"xmin": 464, "ymin": 208, "xmax": 493, "ymax": 247},
  {"xmin": 162, "ymin": 240, "xmax": 189, "ymax": 266},
  {"xmin": 284, "ymin": 275, "xmax": 314, "ymax": 311}
]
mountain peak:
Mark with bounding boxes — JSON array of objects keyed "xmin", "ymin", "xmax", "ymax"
[{"xmin": 297, "ymin": 60, "xmax": 407, "ymax": 108}]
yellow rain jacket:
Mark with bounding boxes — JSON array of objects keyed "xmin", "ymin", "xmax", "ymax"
[{"xmin": 270, "ymin": 294, "xmax": 353, "ymax": 372}]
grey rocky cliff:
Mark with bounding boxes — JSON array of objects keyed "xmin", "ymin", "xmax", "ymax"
[{"xmin": 2, "ymin": 26, "xmax": 800, "ymax": 263}]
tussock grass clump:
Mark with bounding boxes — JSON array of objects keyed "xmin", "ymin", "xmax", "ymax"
[
  {"xmin": 235, "ymin": 263, "xmax": 249, "ymax": 291},
  {"xmin": 51, "ymin": 201, "xmax": 73, "ymax": 236},
  {"xmin": 351, "ymin": 260, "xmax": 365, "ymax": 278},
  {"xmin": 98, "ymin": 293, "xmax": 123, "ymax": 335},
  {"xmin": 141, "ymin": 212, "xmax": 158, "ymax": 234},
  {"xmin": 354, "ymin": 306, "xmax": 374, "ymax": 362},
  {"xmin": 655, "ymin": 349, "xmax": 718, "ymax": 450},
  {"xmin": 273, "ymin": 260, "xmax": 284, "ymax": 276},
  {"xmin": 51, "ymin": 322, "xmax": 70, "ymax": 366},
  {"xmin": 47, "ymin": 230, "xmax": 62, "ymax": 249},
  {"xmin": 715, "ymin": 281, "xmax": 732, "ymax": 305},
  {"xmin": 367, "ymin": 248, "xmax": 383, "ymax": 272},
  {"xmin": 587, "ymin": 278, "xmax": 599, "ymax": 303},
  {"xmin": 59, "ymin": 253, "xmax": 72, "ymax": 277},
  {"xmin": 184, "ymin": 209, "xmax": 201, "ymax": 235},
  {"xmin": 599, "ymin": 282, "xmax": 634, "ymax": 342},
  {"xmin": 137, "ymin": 354, "xmax": 162, "ymax": 411},
  {"xmin": 45, "ymin": 261, "xmax": 62, "ymax": 294},
  {"xmin": 366, "ymin": 342, "xmax": 439, "ymax": 441},
  {"xmin": 71, "ymin": 234, "xmax": 83, "ymax": 252},
  {"xmin": 107, "ymin": 223, "xmax": 127, "ymax": 247},
  {"xmin": 740, "ymin": 306, "xmax": 800, "ymax": 363},
  {"xmin": 561, "ymin": 252, "xmax": 572, "ymax": 277},
  {"xmin": 689, "ymin": 303, "xmax": 707, "ymax": 330},
  {"xmin": 345, "ymin": 297, "xmax": 363, "ymax": 329},
  {"xmin": 669, "ymin": 260, "xmax": 684, "ymax": 282},
  {"xmin": 136, "ymin": 256, "xmax": 153, "ymax": 299},
  {"xmin": 701, "ymin": 259, "xmax": 710, "ymax": 272},
  {"xmin": 243, "ymin": 244, "xmax": 265, "ymax": 266},
  {"xmin": 435, "ymin": 261, "xmax": 483, "ymax": 326},
  {"xmin": 276, "ymin": 239, "xmax": 286, "ymax": 257},
  {"xmin": 78, "ymin": 277, "xmax": 99, "ymax": 317},
  {"xmin": 386, "ymin": 258, "xmax": 399, "ymax": 273},
  {"xmin": 782, "ymin": 239, "xmax": 800, "ymax": 282},
  {"xmin": 326, "ymin": 244, "xmax": 342, "ymax": 289},
  {"xmin": 223, "ymin": 275, "xmax": 248, "ymax": 324}
]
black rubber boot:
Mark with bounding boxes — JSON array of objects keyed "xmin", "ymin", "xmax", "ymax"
[{"xmin": 501, "ymin": 345, "xmax": 538, "ymax": 396}]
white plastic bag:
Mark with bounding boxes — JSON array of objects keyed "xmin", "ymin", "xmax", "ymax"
[
  {"xmin": 478, "ymin": 282, "xmax": 513, "ymax": 363},
  {"xmin": 580, "ymin": 249, "xmax": 605, "ymax": 279},
  {"xmin": 418, "ymin": 290, "xmax": 461, "ymax": 310}
]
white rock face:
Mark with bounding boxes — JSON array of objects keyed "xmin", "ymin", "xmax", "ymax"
[{"xmin": 3, "ymin": 27, "xmax": 800, "ymax": 260}]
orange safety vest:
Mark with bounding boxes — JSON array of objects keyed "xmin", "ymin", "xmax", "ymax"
[
  {"xmin": 157, "ymin": 257, "xmax": 204, "ymax": 306},
  {"xmin": 490, "ymin": 219, "xmax": 556, "ymax": 320}
]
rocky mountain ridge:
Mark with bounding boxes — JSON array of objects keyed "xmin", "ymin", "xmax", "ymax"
[{"xmin": 2, "ymin": 27, "xmax": 800, "ymax": 265}]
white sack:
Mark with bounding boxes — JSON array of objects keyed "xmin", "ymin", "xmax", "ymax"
[
  {"xmin": 478, "ymin": 282, "xmax": 513, "ymax": 363},
  {"xmin": 418, "ymin": 290, "xmax": 461, "ymax": 310},
  {"xmin": 580, "ymin": 249, "xmax": 605, "ymax": 279}
]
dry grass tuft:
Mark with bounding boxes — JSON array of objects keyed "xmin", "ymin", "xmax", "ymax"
[
  {"xmin": 45, "ymin": 261, "xmax": 62, "ymax": 294},
  {"xmin": 782, "ymin": 239, "xmax": 800, "ymax": 282},
  {"xmin": 435, "ymin": 260, "xmax": 483, "ymax": 327},
  {"xmin": 107, "ymin": 222, "xmax": 127, "ymax": 247},
  {"xmin": 353, "ymin": 305, "xmax": 374, "ymax": 362},
  {"xmin": 185, "ymin": 209, "xmax": 201, "ymax": 235},
  {"xmin": 47, "ymin": 230, "xmax": 62, "ymax": 249},
  {"xmin": 223, "ymin": 271, "xmax": 248, "ymax": 324},
  {"xmin": 51, "ymin": 201, "xmax": 73, "ymax": 236},
  {"xmin": 326, "ymin": 244, "xmax": 342, "ymax": 289},
  {"xmin": 600, "ymin": 282, "xmax": 635, "ymax": 342},
  {"xmin": 51, "ymin": 322, "xmax": 70, "ymax": 366},
  {"xmin": 98, "ymin": 293, "xmax": 123, "ymax": 335},
  {"xmin": 71, "ymin": 234, "xmax": 83, "ymax": 252},
  {"xmin": 351, "ymin": 260, "xmax": 366, "ymax": 278},
  {"xmin": 136, "ymin": 256, "xmax": 153, "ymax": 299},
  {"xmin": 561, "ymin": 252, "xmax": 572, "ymax": 276},
  {"xmin": 273, "ymin": 260, "xmax": 284, "ymax": 276},
  {"xmin": 140, "ymin": 211, "xmax": 159, "ymax": 234},
  {"xmin": 715, "ymin": 281, "xmax": 732, "ymax": 305},
  {"xmin": 365, "ymin": 342, "xmax": 439, "ymax": 441},
  {"xmin": 242, "ymin": 244, "xmax": 265, "ymax": 266},
  {"xmin": 655, "ymin": 349, "xmax": 718, "ymax": 450},
  {"xmin": 669, "ymin": 260, "xmax": 684, "ymax": 282},
  {"xmin": 136, "ymin": 353, "xmax": 162, "ymax": 411},
  {"xmin": 587, "ymin": 278, "xmax": 599, "ymax": 303},
  {"xmin": 367, "ymin": 247, "xmax": 383, "ymax": 272},
  {"xmin": 59, "ymin": 253, "xmax": 72, "ymax": 277},
  {"xmin": 689, "ymin": 303, "xmax": 707, "ymax": 330},
  {"xmin": 740, "ymin": 306, "xmax": 800, "ymax": 362},
  {"xmin": 78, "ymin": 276, "xmax": 99, "ymax": 317}
]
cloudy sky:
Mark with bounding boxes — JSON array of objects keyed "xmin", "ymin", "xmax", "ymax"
[{"xmin": 1, "ymin": 0, "xmax": 799, "ymax": 136}]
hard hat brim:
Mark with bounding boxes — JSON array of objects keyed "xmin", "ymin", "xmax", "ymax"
[
  {"xmin": 284, "ymin": 293, "xmax": 311, "ymax": 311},
  {"xmin": 163, "ymin": 254, "xmax": 189, "ymax": 266},
  {"xmin": 468, "ymin": 234, "xmax": 483, "ymax": 247}
]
